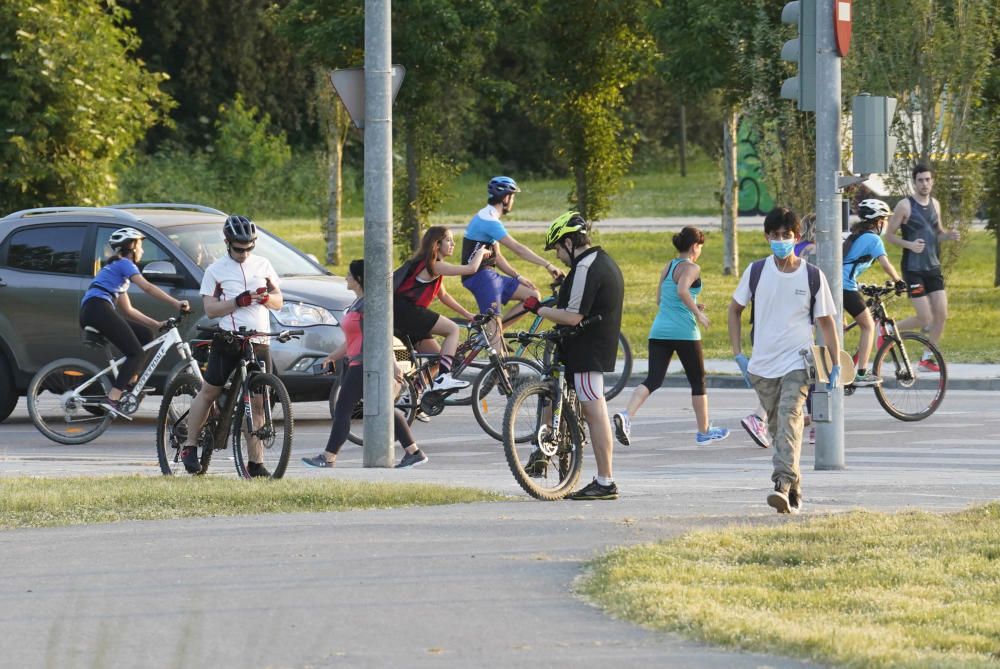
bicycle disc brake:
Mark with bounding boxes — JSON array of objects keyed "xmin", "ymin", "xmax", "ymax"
[{"xmin": 535, "ymin": 425, "xmax": 558, "ymax": 457}]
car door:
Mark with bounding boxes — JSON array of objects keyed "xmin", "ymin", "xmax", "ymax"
[{"xmin": 0, "ymin": 223, "xmax": 91, "ymax": 380}]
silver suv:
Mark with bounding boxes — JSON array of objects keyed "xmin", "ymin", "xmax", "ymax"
[{"xmin": 0, "ymin": 204, "xmax": 352, "ymax": 423}]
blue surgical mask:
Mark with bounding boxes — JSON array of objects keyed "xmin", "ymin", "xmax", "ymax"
[{"xmin": 770, "ymin": 239, "xmax": 795, "ymax": 259}]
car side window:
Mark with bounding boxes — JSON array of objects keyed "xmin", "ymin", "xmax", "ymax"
[
  {"xmin": 3, "ymin": 226, "xmax": 88, "ymax": 275},
  {"xmin": 93, "ymin": 228, "xmax": 173, "ymax": 275}
]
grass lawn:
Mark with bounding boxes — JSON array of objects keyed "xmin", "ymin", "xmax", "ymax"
[
  {"xmin": 578, "ymin": 504, "xmax": 1000, "ymax": 669},
  {"xmin": 0, "ymin": 476, "xmax": 505, "ymax": 529},
  {"xmin": 261, "ymin": 215, "xmax": 1000, "ymax": 363}
]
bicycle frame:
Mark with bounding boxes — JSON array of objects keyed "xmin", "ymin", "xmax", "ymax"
[
  {"xmin": 76, "ymin": 325, "xmax": 203, "ymax": 412},
  {"xmin": 844, "ymin": 286, "xmax": 917, "ymax": 381}
]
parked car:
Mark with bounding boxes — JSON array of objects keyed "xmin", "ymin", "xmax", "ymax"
[{"xmin": 0, "ymin": 203, "xmax": 353, "ymax": 423}]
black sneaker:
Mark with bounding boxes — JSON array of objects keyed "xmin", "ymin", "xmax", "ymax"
[
  {"xmin": 301, "ymin": 453, "xmax": 335, "ymax": 468},
  {"xmin": 247, "ymin": 461, "xmax": 271, "ymax": 478},
  {"xmin": 396, "ymin": 449, "xmax": 428, "ymax": 469},
  {"xmin": 180, "ymin": 446, "xmax": 201, "ymax": 474},
  {"xmin": 767, "ymin": 481, "xmax": 792, "ymax": 514},
  {"xmin": 524, "ymin": 448, "xmax": 549, "ymax": 477},
  {"xmin": 567, "ymin": 478, "xmax": 619, "ymax": 501},
  {"xmin": 789, "ymin": 488, "xmax": 803, "ymax": 514}
]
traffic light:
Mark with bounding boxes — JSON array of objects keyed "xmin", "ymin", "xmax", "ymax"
[
  {"xmin": 780, "ymin": 0, "xmax": 816, "ymax": 112},
  {"xmin": 852, "ymin": 93, "xmax": 898, "ymax": 174}
]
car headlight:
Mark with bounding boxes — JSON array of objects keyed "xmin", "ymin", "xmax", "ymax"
[{"xmin": 275, "ymin": 301, "xmax": 339, "ymax": 326}]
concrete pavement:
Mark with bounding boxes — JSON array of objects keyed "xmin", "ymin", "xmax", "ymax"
[{"xmin": 2, "ymin": 383, "xmax": 999, "ymax": 668}]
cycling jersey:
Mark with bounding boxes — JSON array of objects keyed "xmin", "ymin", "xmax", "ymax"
[
  {"xmin": 200, "ymin": 254, "xmax": 280, "ymax": 336},
  {"xmin": 556, "ymin": 247, "xmax": 625, "ymax": 375},
  {"xmin": 81, "ymin": 258, "xmax": 140, "ymax": 306}
]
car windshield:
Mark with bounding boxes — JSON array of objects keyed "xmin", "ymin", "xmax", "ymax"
[{"xmin": 162, "ymin": 224, "xmax": 327, "ymax": 277}]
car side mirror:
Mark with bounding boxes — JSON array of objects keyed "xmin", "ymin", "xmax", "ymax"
[{"xmin": 142, "ymin": 260, "xmax": 184, "ymax": 285}]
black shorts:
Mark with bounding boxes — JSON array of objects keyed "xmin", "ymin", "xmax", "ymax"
[
  {"xmin": 843, "ymin": 290, "xmax": 869, "ymax": 318},
  {"xmin": 393, "ymin": 298, "xmax": 440, "ymax": 342},
  {"xmin": 204, "ymin": 342, "xmax": 271, "ymax": 387},
  {"xmin": 903, "ymin": 269, "xmax": 945, "ymax": 297}
]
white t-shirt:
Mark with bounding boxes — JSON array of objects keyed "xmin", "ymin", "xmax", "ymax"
[
  {"xmin": 732, "ymin": 257, "xmax": 836, "ymax": 378},
  {"xmin": 200, "ymin": 255, "xmax": 280, "ymax": 337}
]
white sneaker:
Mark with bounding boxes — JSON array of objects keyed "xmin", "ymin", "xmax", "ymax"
[
  {"xmin": 613, "ymin": 412, "xmax": 631, "ymax": 446},
  {"xmin": 431, "ymin": 373, "xmax": 470, "ymax": 391}
]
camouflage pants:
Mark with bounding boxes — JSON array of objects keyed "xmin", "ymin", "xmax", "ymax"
[{"xmin": 750, "ymin": 369, "xmax": 809, "ymax": 492}]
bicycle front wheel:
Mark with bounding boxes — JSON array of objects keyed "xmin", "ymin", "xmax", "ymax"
[
  {"xmin": 345, "ymin": 377, "xmax": 418, "ymax": 446},
  {"xmin": 472, "ymin": 356, "xmax": 542, "ymax": 442},
  {"xmin": 541, "ymin": 331, "xmax": 632, "ymax": 400},
  {"xmin": 156, "ymin": 372, "xmax": 216, "ymax": 475},
  {"xmin": 233, "ymin": 373, "xmax": 293, "ymax": 479},
  {"xmin": 27, "ymin": 358, "xmax": 113, "ymax": 445},
  {"xmin": 873, "ymin": 332, "xmax": 947, "ymax": 421},
  {"xmin": 503, "ymin": 379, "xmax": 584, "ymax": 500}
]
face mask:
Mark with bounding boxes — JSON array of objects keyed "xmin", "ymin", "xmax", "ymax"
[{"xmin": 770, "ymin": 239, "xmax": 795, "ymax": 259}]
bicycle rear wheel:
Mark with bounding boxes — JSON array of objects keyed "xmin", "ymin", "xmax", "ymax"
[
  {"xmin": 472, "ymin": 356, "xmax": 542, "ymax": 442},
  {"xmin": 156, "ymin": 372, "xmax": 217, "ymax": 475},
  {"xmin": 233, "ymin": 373, "xmax": 293, "ymax": 479},
  {"xmin": 542, "ymin": 331, "xmax": 632, "ymax": 400},
  {"xmin": 27, "ymin": 358, "xmax": 113, "ymax": 445},
  {"xmin": 872, "ymin": 332, "xmax": 946, "ymax": 421},
  {"xmin": 503, "ymin": 379, "xmax": 584, "ymax": 500},
  {"xmin": 346, "ymin": 377, "xmax": 418, "ymax": 446}
]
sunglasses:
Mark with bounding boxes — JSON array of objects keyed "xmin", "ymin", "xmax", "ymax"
[{"xmin": 230, "ymin": 243, "xmax": 255, "ymax": 254}]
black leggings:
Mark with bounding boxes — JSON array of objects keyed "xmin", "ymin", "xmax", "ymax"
[
  {"xmin": 326, "ymin": 364, "xmax": 415, "ymax": 455},
  {"xmin": 641, "ymin": 338, "xmax": 707, "ymax": 396},
  {"xmin": 79, "ymin": 298, "xmax": 155, "ymax": 391}
]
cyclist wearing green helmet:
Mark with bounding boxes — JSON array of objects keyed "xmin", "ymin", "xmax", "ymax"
[{"xmin": 522, "ymin": 212, "xmax": 625, "ymax": 501}]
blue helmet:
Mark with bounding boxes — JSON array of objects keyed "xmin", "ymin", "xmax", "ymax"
[{"xmin": 487, "ymin": 176, "xmax": 520, "ymax": 201}]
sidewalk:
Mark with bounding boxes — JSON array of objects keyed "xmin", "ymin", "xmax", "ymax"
[{"xmin": 639, "ymin": 358, "xmax": 1000, "ymax": 391}]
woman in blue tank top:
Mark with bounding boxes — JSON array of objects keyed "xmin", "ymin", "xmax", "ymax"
[{"xmin": 612, "ymin": 227, "xmax": 729, "ymax": 447}]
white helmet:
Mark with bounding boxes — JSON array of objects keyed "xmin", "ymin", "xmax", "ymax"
[
  {"xmin": 857, "ymin": 199, "xmax": 892, "ymax": 221},
  {"xmin": 109, "ymin": 227, "xmax": 145, "ymax": 251}
]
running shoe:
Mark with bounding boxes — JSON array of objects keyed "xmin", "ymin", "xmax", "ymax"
[
  {"xmin": 695, "ymin": 426, "xmax": 731, "ymax": 445},
  {"xmin": 852, "ymin": 372, "xmax": 882, "ymax": 387},
  {"xmin": 431, "ymin": 374, "xmax": 471, "ymax": 391},
  {"xmin": 567, "ymin": 478, "xmax": 619, "ymax": 501},
  {"xmin": 740, "ymin": 414, "xmax": 770, "ymax": 449},
  {"xmin": 181, "ymin": 446, "xmax": 201, "ymax": 475},
  {"xmin": 612, "ymin": 412, "xmax": 631, "ymax": 446},
  {"xmin": 767, "ymin": 481, "xmax": 792, "ymax": 514},
  {"xmin": 918, "ymin": 359, "xmax": 940, "ymax": 373},
  {"xmin": 302, "ymin": 453, "xmax": 335, "ymax": 468},
  {"xmin": 396, "ymin": 449, "xmax": 428, "ymax": 469}
]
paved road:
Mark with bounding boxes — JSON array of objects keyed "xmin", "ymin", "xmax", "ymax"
[{"xmin": 2, "ymin": 388, "xmax": 999, "ymax": 668}]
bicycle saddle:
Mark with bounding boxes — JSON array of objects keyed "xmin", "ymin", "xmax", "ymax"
[{"xmin": 82, "ymin": 326, "xmax": 109, "ymax": 349}]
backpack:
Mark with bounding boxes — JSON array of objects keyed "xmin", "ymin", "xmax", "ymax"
[
  {"xmin": 842, "ymin": 229, "xmax": 876, "ymax": 272},
  {"xmin": 748, "ymin": 258, "xmax": 820, "ymax": 345}
]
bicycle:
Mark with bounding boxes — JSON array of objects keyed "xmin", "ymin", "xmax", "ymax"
[
  {"xmin": 500, "ymin": 280, "xmax": 632, "ymax": 400},
  {"xmin": 343, "ymin": 312, "xmax": 541, "ymax": 444},
  {"xmin": 27, "ymin": 311, "xmax": 199, "ymax": 445},
  {"xmin": 843, "ymin": 282, "xmax": 947, "ymax": 421},
  {"xmin": 501, "ymin": 319, "xmax": 599, "ymax": 500},
  {"xmin": 156, "ymin": 325, "xmax": 303, "ymax": 478}
]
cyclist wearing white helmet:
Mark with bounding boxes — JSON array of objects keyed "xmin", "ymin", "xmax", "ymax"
[
  {"xmin": 79, "ymin": 227, "xmax": 191, "ymax": 414},
  {"xmin": 460, "ymin": 176, "xmax": 563, "ymax": 347},
  {"xmin": 843, "ymin": 198, "xmax": 905, "ymax": 386},
  {"xmin": 178, "ymin": 214, "xmax": 283, "ymax": 476}
]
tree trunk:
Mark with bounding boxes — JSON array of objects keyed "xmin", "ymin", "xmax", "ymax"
[
  {"xmin": 575, "ymin": 167, "xmax": 588, "ymax": 220},
  {"xmin": 405, "ymin": 127, "xmax": 421, "ymax": 253},
  {"xmin": 679, "ymin": 104, "xmax": 687, "ymax": 178},
  {"xmin": 721, "ymin": 108, "xmax": 739, "ymax": 276},
  {"xmin": 318, "ymin": 69, "xmax": 350, "ymax": 267},
  {"xmin": 995, "ymin": 231, "xmax": 1000, "ymax": 288}
]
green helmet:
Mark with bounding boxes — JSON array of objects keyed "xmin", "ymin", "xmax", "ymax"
[{"xmin": 545, "ymin": 211, "xmax": 588, "ymax": 250}]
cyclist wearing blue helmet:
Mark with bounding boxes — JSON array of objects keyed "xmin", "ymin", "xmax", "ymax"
[{"xmin": 461, "ymin": 176, "xmax": 563, "ymax": 345}]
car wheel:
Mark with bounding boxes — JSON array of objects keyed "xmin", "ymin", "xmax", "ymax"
[{"xmin": 0, "ymin": 353, "xmax": 18, "ymax": 423}]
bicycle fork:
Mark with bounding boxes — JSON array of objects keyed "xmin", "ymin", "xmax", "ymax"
[{"xmin": 882, "ymin": 318, "xmax": 916, "ymax": 380}]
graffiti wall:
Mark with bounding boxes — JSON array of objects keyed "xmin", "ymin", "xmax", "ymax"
[{"xmin": 737, "ymin": 117, "xmax": 775, "ymax": 216}]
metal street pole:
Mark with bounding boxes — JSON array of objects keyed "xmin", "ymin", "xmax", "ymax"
[
  {"xmin": 362, "ymin": 0, "xmax": 394, "ymax": 467},
  {"xmin": 813, "ymin": 0, "xmax": 845, "ymax": 469}
]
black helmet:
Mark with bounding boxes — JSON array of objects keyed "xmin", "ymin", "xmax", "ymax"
[{"xmin": 224, "ymin": 215, "xmax": 257, "ymax": 243}]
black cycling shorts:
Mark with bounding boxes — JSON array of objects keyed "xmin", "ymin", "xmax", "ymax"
[
  {"xmin": 843, "ymin": 290, "xmax": 869, "ymax": 319},
  {"xmin": 204, "ymin": 342, "xmax": 272, "ymax": 387}
]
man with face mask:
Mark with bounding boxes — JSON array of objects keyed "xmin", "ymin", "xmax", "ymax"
[
  {"xmin": 727, "ymin": 207, "xmax": 840, "ymax": 514},
  {"xmin": 178, "ymin": 214, "xmax": 283, "ymax": 476}
]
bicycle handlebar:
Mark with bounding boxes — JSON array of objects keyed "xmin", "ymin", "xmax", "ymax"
[
  {"xmin": 503, "ymin": 314, "xmax": 602, "ymax": 344},
  {"xmin": 196, "ymin": 325, "xmax": 305, "ymax": 343},
  {"xmin": 859, "ymin": 281, "xmax": 910, "ymax": 298},
  {"xmin": 158, "ymin": 309, "xmax": 193, "ymax": 333}
]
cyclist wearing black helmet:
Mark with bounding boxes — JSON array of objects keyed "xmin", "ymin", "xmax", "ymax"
[
  {"xmin": 521, "ymin": 212, "xmax": 625, "ymax": 501},
  {"xmin": 461, "ymin": 176, "xmax": 563, "ymax": 345},
  {"xmin": 80, "ymin": 227, "xmax": 190, "ymax": 414},
  {"xmin": 178, "ymin": 214, "xmax": 284, "ymax": 476}
]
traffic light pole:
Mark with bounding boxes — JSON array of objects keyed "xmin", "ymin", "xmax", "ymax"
[
  {"xmin": 362, "ymin": 0, "xmax": 395, "ymax": 467},
  {"xmin": 813, "ymin": 0, "xmax": 845, "ymax": 469}
]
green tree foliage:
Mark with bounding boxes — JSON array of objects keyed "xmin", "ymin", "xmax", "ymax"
[
  {"xmin": 522, "ymin": 0, "xmax": 655, "ymax": 221},
  {"xmin": 121, "ymin": 0, "xmax": 318, "ymax": 148},
  {"xmin": 845, "ymin": 0, "xmax": 999, "ymax": 271},
  {"xmin": 0, "ymin": 0, "xmax": 172, "ymax": 211},
  {"xmin": 280, "ymin": 0, "xmax": 498, "ymax": 252}
]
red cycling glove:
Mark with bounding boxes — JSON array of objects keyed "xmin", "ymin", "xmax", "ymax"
[
  {"xmin": 256, "ymin": 286, "xmax": 269, "ymax": 304},
  {"xmin": 235, "ymin": 290, "xmax": 253, "ymax": 307}
]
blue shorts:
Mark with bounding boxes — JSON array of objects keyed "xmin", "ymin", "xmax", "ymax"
[{"xmin": 462, "ymin": 270, "xmax": 521, "ymax": 315}]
